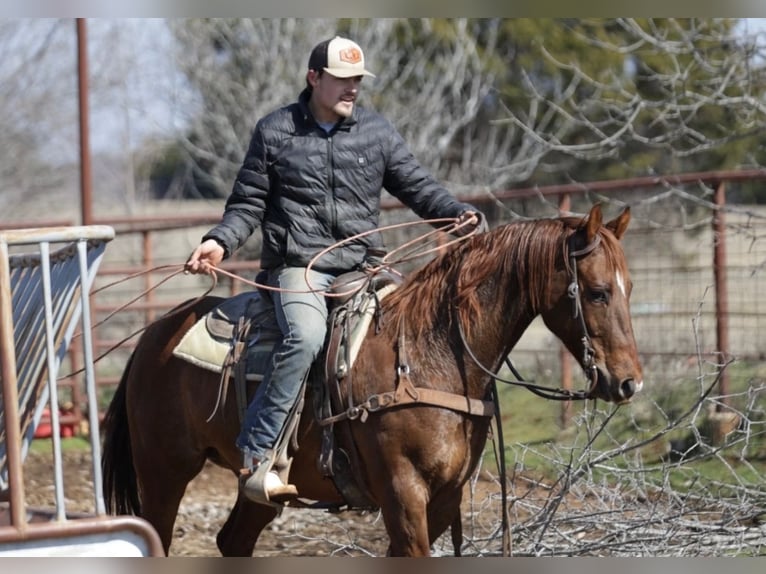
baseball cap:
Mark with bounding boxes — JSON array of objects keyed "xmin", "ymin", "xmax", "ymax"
[{"xmin": 308, "ymin": 36, "xmax": 376, "ymax": 79}]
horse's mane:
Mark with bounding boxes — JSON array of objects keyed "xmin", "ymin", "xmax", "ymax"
[{"xmin": 382, "ymin": 216, "xmax": 628, "ymax": 338}]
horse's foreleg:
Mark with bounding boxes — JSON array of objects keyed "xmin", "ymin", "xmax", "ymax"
[
  {"xmin": 382, "ymin": 510, "xmax": 431, "ymax": 556},
  {"xmin": 379, "ymin": 483, "xmax": 432, "ymax": 557},
  {"xmin": 427, "ymin": 490, "xmax": 463, "ymax": 556},
  {"xmin": 217, "ymin": 493, "xmax": 279, "ymax": 556}
]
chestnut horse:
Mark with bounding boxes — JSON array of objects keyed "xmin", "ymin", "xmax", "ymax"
[{"xmin": 101, "ymin": 204, "xmax": 643, "ymax": 556}]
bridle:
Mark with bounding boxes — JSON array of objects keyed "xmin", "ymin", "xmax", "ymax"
[
  {"xmin": 565, "ymin": 232, "xmax": 601, "ymax": 397},
  {"xmin": 459, "ymin": 231, "xmax": 602, "ymax": 402}
]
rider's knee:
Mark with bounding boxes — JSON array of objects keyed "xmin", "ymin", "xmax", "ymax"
[{"xmin": 288, "ymin": 322, "xmax": 327, "ymax": 354}]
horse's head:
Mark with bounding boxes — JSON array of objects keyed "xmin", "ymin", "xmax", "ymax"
[{"xmin": 542, "ymin": 204, "xmax": 643, "ymax": 404}]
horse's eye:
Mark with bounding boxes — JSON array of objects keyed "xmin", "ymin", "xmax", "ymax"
[{"xmin": 588, "ymin": 288, "xmax": 610, "ymax": 304}]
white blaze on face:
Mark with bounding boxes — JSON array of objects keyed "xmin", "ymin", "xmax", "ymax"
[{"xmin": 616, "ymin": 271, "xmax": 626, "ymax": 298}]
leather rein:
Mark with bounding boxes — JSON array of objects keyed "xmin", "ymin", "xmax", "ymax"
[{"xmin": 459, "ymin": 232, "xmax": 602, "ymax": 402}]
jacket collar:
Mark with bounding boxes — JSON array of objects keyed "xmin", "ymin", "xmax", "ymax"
[{"xmin": 298, "ymin": 88, "xmax": 358, "ymax": 132}]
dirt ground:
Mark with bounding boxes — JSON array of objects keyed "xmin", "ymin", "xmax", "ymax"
[{"xmin": 20, "ymin": 447, "xmax": 495, "ymax": 557}]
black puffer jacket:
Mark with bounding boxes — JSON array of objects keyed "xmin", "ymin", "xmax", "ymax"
[{"xmin": 203, "ymin": 88, "xmax": 477, "ymax": 273}]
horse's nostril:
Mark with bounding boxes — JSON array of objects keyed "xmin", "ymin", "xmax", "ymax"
[{"xmin": 620, "ymin": 379, "xmax": 636, "ymax": 400}]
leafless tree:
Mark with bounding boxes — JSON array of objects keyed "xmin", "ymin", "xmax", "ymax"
[
  {"xmin": 475, "ymin": 18, "xmax": 766, "ymax": 196},
  {"xmin": 158, "ymin": 19, "xmax": 766, "ymax": 212},
  {"xmin": 159, "ymin": 19, "xmax": 500, "ymax": 199},
  {"xmin": 4, "ymin": 19, "xmax": 766, "ymax": 215}
]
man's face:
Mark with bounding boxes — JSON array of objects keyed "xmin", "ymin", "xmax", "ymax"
[{"xmin": 308, "ymin": 71, "xmax": 363, "ymax": 122}]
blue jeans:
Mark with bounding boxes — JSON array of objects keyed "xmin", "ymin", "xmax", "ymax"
[{"xmin": 235, "ymin": 266, "xmax": 335, "ymax": 462}]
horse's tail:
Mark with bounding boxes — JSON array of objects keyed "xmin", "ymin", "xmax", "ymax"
[{"xmin": 101, "ymin": 350, "xmax": 141, "ymax": 516}]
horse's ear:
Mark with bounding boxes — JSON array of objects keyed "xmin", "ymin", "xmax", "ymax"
[
  {"xmin": 583, "ymin": 203, "xmax": 603, "ymax": 242},
  {"xmin": 605, "ymin": 207, "xmax": 631, "ymax": 240}
]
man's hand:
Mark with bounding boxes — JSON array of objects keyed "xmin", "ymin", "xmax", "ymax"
[
  {"xmin": 454, "ymin": 210, "xmax": 488, "ymax": 237},
  {"xmin": 185, "ymin": 239, "xmax": 225, "ymax": 274}
]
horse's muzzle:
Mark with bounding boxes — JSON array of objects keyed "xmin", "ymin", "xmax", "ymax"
[{"xmin": 592, "ymin": 367, "xmax": 642, "ymax": 403}]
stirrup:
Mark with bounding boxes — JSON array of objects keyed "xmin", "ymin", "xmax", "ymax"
[{"xmin": 239, "ymin": 461, "xmax": 298, "ymax": 508}]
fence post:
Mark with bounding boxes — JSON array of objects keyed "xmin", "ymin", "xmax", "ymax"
[
  {"xmin": 77, "ymin": 18, "xmax": 93, "ymax": 227},
  {"xmin": 706, "ymin": 180, "xmax": 740, "ymax": 445},
  {"xmin": 712, "ymin": 181, "xmax": 730, "ymax": 409},
  {"xmin": 67, "ymin": 337, "xmax": 84, "ymax": 430}
]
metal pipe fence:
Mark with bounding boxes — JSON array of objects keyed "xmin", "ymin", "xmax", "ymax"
[{"xmin": 27, "ymin": 169, "xmax": 766, "ymax": 431}]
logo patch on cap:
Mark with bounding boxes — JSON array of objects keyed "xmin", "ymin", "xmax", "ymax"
[{"xmin": 339, "ymin": 47, "xmax": 362, "ymax": 64}]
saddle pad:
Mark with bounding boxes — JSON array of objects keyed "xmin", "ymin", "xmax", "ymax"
[
  {"xmin": 173, "ymin": 290, "xmax": 278, "ymax": 374},
  {"xmin": 172, "ymin": 313, "xmax": 231, "ymax": 373}
]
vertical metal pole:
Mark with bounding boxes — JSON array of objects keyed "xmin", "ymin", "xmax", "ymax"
[
  {"xmin": 39, "ymin": 242, "xmax": 67, "ymax": 521},
  {"xmin": 77, "ymin": 18, "xmax": 93, "ymax": 226},
  {"xmin": 77, "ymin": 240, "xmax": 107, "ymax": 515},
  {"xmin": 76, "ymin": 19, "xmax": 93, "ymax": 437},
  {"xmin": 712, "ymin": 181, "xmax": 730, "ymax": 409},
  {"xmin": 0, "ymin": 241, "xmax": 27, "ymax": 529},
  {"xmin": 558, "ymin": 193, "xmax": 572, "ymax": 428}
]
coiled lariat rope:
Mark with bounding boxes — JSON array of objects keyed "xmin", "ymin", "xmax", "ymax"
[{"xmin": 59, "ymin": 216, "xmax": 479, "ymax": 379}]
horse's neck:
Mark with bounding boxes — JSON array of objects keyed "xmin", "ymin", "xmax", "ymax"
[
  {"xmin": 475, "ymin": 297, "xmax": 534, "ymax": 363},
  {"xmin": 466, "ymin": 281, "xmax": 537, "ymax": 377}
]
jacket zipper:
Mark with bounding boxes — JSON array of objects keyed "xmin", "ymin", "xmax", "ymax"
[{"xmin": 327, "ymin": 135, "xmax": 338, "ymax": 233}]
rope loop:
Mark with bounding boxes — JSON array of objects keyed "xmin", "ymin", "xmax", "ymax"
[{"xmin": 61, "ymin": 216, "xmax": 479, "ymax": 379}]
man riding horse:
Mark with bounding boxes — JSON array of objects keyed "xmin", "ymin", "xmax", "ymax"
[{"xmin": 184, "ymin": 35, "xmax": 486, "ymax": 506}]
